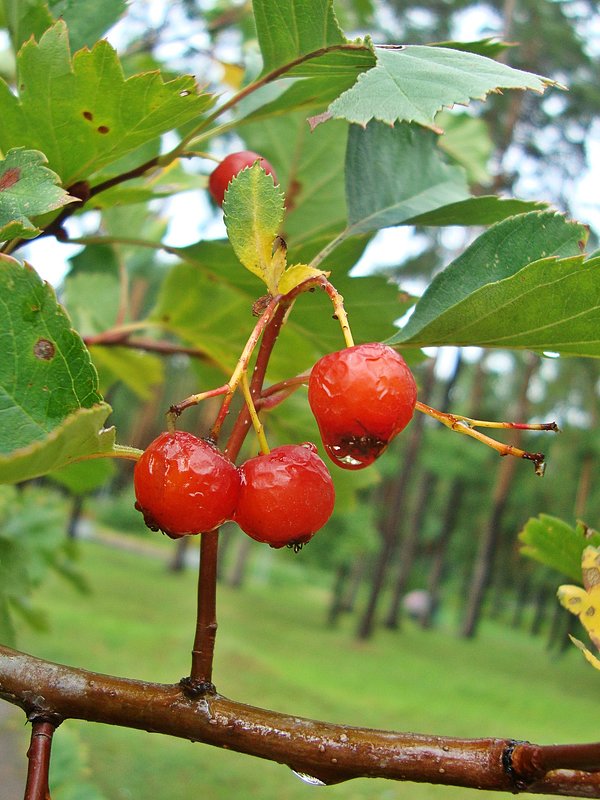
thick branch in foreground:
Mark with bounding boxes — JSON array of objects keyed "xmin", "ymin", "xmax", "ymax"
[{"xmin": 1, "ymin": 646, "xmax": 599, "ymax": 797}]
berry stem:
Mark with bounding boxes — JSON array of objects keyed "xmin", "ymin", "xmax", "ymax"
[
  {"xmin": 166, "ymin": 385, "xmax": 230, "ymax": 431},
  {"xmin": 320, "ymin": 280, "xmax": 354, "ymax": 348},
  {"xmin": 189, "ymin": 302, "xmax": 289, "ymax": 687},
  {"xmin": 415, "ymin": 401, "xmax": 553, "ymax": 476},
  {"xmin": 189, "ymin": 529, "xmax": 219, "ymax": 690},
  {"xmin": 256, "ymin": 373, "xmax": 310, "ymax": 411},
  {"xmin": 210, "ymin": 296, "xmax": 281, "ymax": 440},
  {"xmin": 240, "ymin": 372, "xmax": 270, "ymax": 454}
]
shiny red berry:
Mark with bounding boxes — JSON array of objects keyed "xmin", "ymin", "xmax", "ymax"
[
  {"xmin": 234, "ymin": 443, "xmax": 335, "ymax": 550},
  {"xmin": 134, "ymin": 431, "xmax": 240, "ymax": 538},
  {"xmin": 308, "ymin": 343, "xmax": 417, "ymax": 470},
  {"xmin": 208, "ymin": 150, "xmax": 277, "ymax": 206}
]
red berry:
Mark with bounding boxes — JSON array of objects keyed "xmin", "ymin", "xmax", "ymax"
[
  {"xmin": 308, "ymin": 343, "xmax": 417, "ymax": 470},
  {"xmin": 208, "ymin": 150, "xmax": 277, "ymax": 206},
  {"xmin": 134, "ymin": 431, "xmax": 240, "ymax": 538},
  {"xmin": 235, "ymin": 443, "xmax": 335, "ymax": 550}
]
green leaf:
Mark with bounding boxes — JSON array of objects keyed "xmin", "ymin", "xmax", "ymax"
[
  {"xmin": 3, "ymin": 0, "xmax": 127, "ymax": 53},
  {"xmin": 0, "ymin": 255, "xmax": 116, "ymax": 482},
  {"xmin": 390, "ymin": 212, "xmax": 595, "ymax": 355},
  {"xmin": 0, "ymin": 148, "xmax": 74, "ymax": 241},
  {"xmin": 436, "ymin": 111, "xmax": 494, "ymax": 185},
  {"xmin": 519, "ymin": 515, "xmax": 600, "ymax": 582},
  {"xmin": 2, "ymin": 0, "xmax": 53, "ymax": 53},
  {"xmin": 223, "ymin": 162, "xmax": 286, "ymax": 294},
  {"xmin": 327, "ymin": 45, "xmax": 558, "ymax": 128},
  {"xmin": 63, "ymin": 271, "xmax": 120, "ymax": 335},
  {"xmin": 242, "ymin": 113, "xmax": 348, "ymax": 253},
  {"xmin": 345, "ymin": 121, "xmax": 470, "ymax": 236},
  {"xmin": 253, "ymin": 0, "xmax": 346, "ymax": 74},
  {"xmin": 0, "ymin": 21, "xmax": 213, "ymax": 186},
  {"xmin": 407, "ymin": 196, "xmax": 548, "ymax": 226},
  {"xmin": 49, "ymin": 458, "xmax": 115, "ymax": 494},
  {"xmin": 89, "ymin": 346, "xmax": 164, "ymax": 400}
]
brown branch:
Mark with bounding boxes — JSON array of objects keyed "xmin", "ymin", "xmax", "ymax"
[
  {"xmin": 24, "ymin": 719, "xmax": 58, "ymax": 800},
  {"xmin": 2, "ymin": 645, "xmax": 599, "ymax": 797}
]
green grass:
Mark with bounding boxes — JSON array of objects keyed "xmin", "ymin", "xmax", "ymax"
[{"xmin": 12, "ymin": 538, "xmax": 600, "ymax": 800}]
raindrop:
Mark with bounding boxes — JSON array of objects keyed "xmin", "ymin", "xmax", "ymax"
[{"xmin": 290, "ymin": 770, "xmax": 327, "ymax": 787}]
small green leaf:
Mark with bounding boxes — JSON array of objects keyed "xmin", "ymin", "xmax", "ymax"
[
  {"xmin": 241, "ymin": 113, "xmax": 348, "ymax": 253},
  {"xmin": 254, "ymin": 0, "xmax": 346, "ymax": 74},
  {"xmin": 328, "ymin": 45, "xmax": 558, "ymax": 128},
  {"xmin": 0, "ymin": 254, "xmax": 117, "ymax": 482},
  {"xmin": 0, "ymin": 21, "xmax": 213, "ymax": 186},
  {"xmin": 0, "ymin": 148, "xmax": 74, "ymax": 241},
  {"xmin": 223, "ymin": 162, "xmax": 286, "ymax": 294},
  {"xmin": 519, "ymin": 515, "xmax": 600, "ymax": 582}
]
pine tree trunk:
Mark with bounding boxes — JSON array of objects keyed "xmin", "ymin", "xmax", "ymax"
[
  {"xmin": 327, "ymin": 563, "xmax": 351, "ymax": 627},
  {"xmin": 355, "ymin": 362, "xmax": 436, "ymax": 640},
  {"xmin": 460, "ymin": 355, "xmax": 539, "ymax": 639}
]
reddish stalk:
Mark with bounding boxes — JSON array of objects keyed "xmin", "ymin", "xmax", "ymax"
[
  {"xmin": 24, "ymin": 720, "xmax": 57, "ymax": 800},
  {"xmin": 187, "ymin": 300, "xmax": 291, "ymax": 687}
]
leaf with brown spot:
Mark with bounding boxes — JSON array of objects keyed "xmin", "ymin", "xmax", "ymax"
[{"xmin": 0, "ymin": 148, "xmax": 75, "ymax": 242}]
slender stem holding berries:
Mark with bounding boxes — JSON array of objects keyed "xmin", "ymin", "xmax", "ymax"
[
  {"xmin": 240, "ymin": 372, "xmax": 270, "ymax": 455},
  {"xmin": 415, "ymin": 401, "xmax": 551, "ymax": 475},
  {"xmin": 210, "ymin": 297, "xmax": 281, "ymax": 440},
  {"xmin": 256, "ymin": 373, "xmax": 310, "ymax": 411},
  {"xmin": 24, "ymin": 720, "xmax": 56, "ymax": 800},
  {"xmin": 190, "ymin": 303, "xmax": 291, "ymax": 686},
  {"xmin": 189, "ymin": 531, "xmax": 220, "ymax": 689}
]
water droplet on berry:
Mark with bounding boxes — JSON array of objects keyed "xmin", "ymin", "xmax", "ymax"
[
  {"xmin": 333, "ymin": 452, "xmax": 363, "ymax": 467},
  {"xmin": 290, "ymin": 770, "xmax": 327, "ymax": 786}
]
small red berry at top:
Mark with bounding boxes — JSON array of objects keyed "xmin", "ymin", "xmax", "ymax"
[
  {"xmin": 308, "ymin": 343, "xmax": 417, "ymax": 470},
  {"xmin": 234, "ymin": 443, "xmax": 335, "ymax": 550},
  {"xmin": 134, "ymin": 431, "xmax": 240, "ymax": 538},
  {"xmin": 208, "ymin": 151, "xmax": 277, "ymax": 206}
]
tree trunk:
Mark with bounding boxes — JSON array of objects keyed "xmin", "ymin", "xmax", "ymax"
[
  {"xmin": 169, "ymin": 536, "xmax": 190, "ymax": 572},
  {"xmin": 228, "ymin": 536, "xmax": 253, "ymax": 588},
  {"xmin": 461, "ymin": 355, "xmax": 539, "ymax": 639},
  {"xmin": 421, "ymin": 478, "xmax": 466, "ymax": 629},
  {"xmin": 327, "ymin": 563, "xmax": 351, "ymax": 627},
  {"xmin": 355, "ymin": 360, "xmax": 437, "ymax": 640}
]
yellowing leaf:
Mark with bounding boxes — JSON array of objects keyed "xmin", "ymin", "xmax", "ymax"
[
  {"xmin": 558, "ymin": 545, "xmax": 600, "ymax": 669},
  {"xmin": 223, "ymin": 163, "xmax": 285, "ymax": 294},
  {"xmin": 569, "ymin": 636, "xmax": 600, "ymax": 672},
  {"xmin": 277, "ymin": 263, "xmax": 328, "ymax": 295}
]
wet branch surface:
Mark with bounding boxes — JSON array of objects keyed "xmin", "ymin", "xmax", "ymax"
[{"xmin": 1, "ymin": 644, "xmax": 600, "ymax": 797}]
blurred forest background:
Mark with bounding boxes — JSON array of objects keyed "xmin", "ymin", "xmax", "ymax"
[{"xmin": 1, "ymin": 0, "xmax": 600, "ymax": 798}]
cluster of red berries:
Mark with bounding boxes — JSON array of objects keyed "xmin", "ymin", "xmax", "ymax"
[
  {"xmin": 134, "ymin": 343, "xmax": 417, "ymax": 549},
  {"xmin": 134, "ymin": 435, "xmax": 335, "ymax": 550}
]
